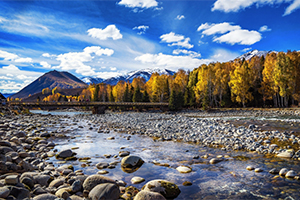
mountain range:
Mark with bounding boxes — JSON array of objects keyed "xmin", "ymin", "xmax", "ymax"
[
  {"xmin": 9, "ymin": 50, "xmax": 271, "ymax": 99},
  {"xmin": 81, "ymin": 68, "xmax": 175, "ymax": 85},
  {"xmin": 10, "ymin": 70, "xmax": 87, "ymax": 99}
]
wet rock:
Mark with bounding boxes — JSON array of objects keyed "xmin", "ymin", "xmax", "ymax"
[
  {"xmin": 96, "ymin": 162, "xmax": 109, "ymax": 169},
  {"xmin": 82, "ymin": 175, "xmax": 115, "ymax": 191},
  {"xmin": 134, "ymin": 190, "xmax": 166, "ymax": 200},
  {"xmin": 269, "ymin": 168, "xmax": 279, "ymax": 174},
  {"xmin": 182, "ymin": 181, "xmax": 192, "ymax": 186},
  {"xmin": 97, "ymin": 170, "xmax": 109, "ymax": 175},
  {"xmin": 88, "ymin": 183, "xmax": 120, "ymax": 200},
  {"xmin": 285, "ymin": 170, "xmax": 297, "ymax": 178},
  {"xmin": 246, "ymin": 166, "xmax": 255, "ymax": 171},
  {"xmin": 71, "ymin": 180, "xmax": 82, "ymax": 193},
  {"xmin": 56, "ymin": 149, "xmax": 73, "ymax": 159},
  {"xmin": 176, "ymin": 166, "xmax": 192, "ymax": 173},
  {"xmin": 254, "ymin": 168, "xmax": 263, "ymax": 172},
  {"xmin": 121, "ymin": 155, "xmax": 144, "ymax": 169},
  {"xmin": 276, "ymin": 151, "xmax": 293, "ymax": 158},
  {"xmin": 131, "ymin": 177, "xmax": 145, "ymax": 184},
  {"xmin": 119, "ymin": 151, "xmax": 130, "ymax": 157},
  {"xmin": 142, "ymin": 179, "xmax": 180, "ymax": 199},
  {"xmin": 0, "ymin": 186, "xmax": 10, "ymax": 198},
  {"xmin": 209, "ymin": 158, "xmax": 223, "ymax": 164},
  {"xmin": 279, "ymin": 168, "xmax": 289, "ymax": 176}
]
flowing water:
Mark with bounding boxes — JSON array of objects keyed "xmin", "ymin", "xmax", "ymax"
[{"xmin": 35, "ymin": 110, "xmax": 300, "ymax": 199}]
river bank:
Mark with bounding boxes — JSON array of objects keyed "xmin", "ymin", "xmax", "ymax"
[{"xmin": 1, "ymin": 109, "xmax": 300, "ymax": 199}]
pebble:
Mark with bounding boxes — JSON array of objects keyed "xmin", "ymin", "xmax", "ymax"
[
  {"xmin": 279, "ymin": 168, "xmax": 289, "ymax": 176},
  {"xmin": 176, "ymin": 166, "xmax": 192, "ymax": 173},
  {"xmin": 246, "ymin": 166, "xmax": 255, "ymax": 171},
  {"xmin": 254, "ymin": 168, "xmax": 263, "ymax": 172},
  {"xmin": 209, "ymin": 158, "xmax": 223, "ymax": 164},
  {"xmin": 285, "ymin": 170, "xmax": 297, "ymax": 178},
  {"xmin": 131, "ymin": 177, "xmax": 145, "ymax": 184}
]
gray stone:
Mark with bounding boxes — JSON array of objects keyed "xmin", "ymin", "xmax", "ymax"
[
  {"xmin": 0, "ymin": 146, "xmax": 14, "ymax": 154},
  {"xmin": 9, "ymin": 186, "xmax": 30, "ymax": 199},
  {"xmin": 279, "ymin": 168, "xmax": 289, "ymax": 176},
  {"xmin": 33, "ymin": 193, "xmax": 57, "ymax": 200},
  {"xmin": 142, "ymin": 179, "xmax": 181, "ymax": 199},
  {"xmin": 121, "ymin": 155, "xmax": 144, "ymax": 168},
  {"xmin": 88, "ymin": 183, "xmax": 120, "ymax": 200},
  {"xmin": 277, "ymin": 151, "xmax": 293, "ymax": 158},
  {"xmin": 82, "ymin": 175, "xmax": 115, "ymax": 191},
  {"xmin": 269, "ymin": 168, "xmax": 279, "ymax": 174},
  {"xmin": 71, "ymin": 180, "xmax": 82, "ymax": 193},
  {"xmin": 134, "ymin": 190, "xmax": 166, "ymax": 200},
  {"xmin": 95, "ymin": 162, "xmax": 109, "ymax": 169},
  {"xmin": 33, "ymin": 174, "xmax": 52, "ymax": 187},
  {"xmin": 285, "ymin": 170, "xmax": 297, "ymax": 178},
  {"xmin": 48, "ymin": 178, "xmax": 65, "ymax": 188},
  {"xmin": 5, "ymin": 175, "xmax": 19, "ymax": 185},
  {"xmin": 57, "ymin": 149, "xmax": 73, "ymax": 158},
  {"xmin": 20, "ymin": 177, "xmax": 34, "ymax": 189},
  {"xmin": 209, "ymin": 158, "xmax": 223, "ymax": 164},
  {"xmin": 0, "ymin": 186, "xmax": 10, "ymax": 198}
]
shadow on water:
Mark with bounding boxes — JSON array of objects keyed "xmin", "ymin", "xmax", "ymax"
[{"xmin": 42, "ymin": 111, "xmax": 300, "ymax": 199}]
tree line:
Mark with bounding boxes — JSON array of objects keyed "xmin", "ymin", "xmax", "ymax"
[{"xmin": 12, "ymin": 50, "xmax": 300, "ymax": 110}]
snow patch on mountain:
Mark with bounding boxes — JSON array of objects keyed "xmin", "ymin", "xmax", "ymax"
[{"xmin": 238, "ymin": 49, "xmax": 276, "ymax": 60}]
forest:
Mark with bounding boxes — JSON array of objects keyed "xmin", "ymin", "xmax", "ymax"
[{"xmin": 27, "ymin": 50, "xmax": 300, "ymax": 110}]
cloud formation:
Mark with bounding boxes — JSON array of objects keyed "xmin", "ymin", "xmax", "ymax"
[
  {"xmin": 55, "ymin": 46, "xmax": 114, "ymax": 76},
  {"xmin": 135, "ymin": 53, "xmax": 210, "ymax": 70},
  {"xmin": 175, "ymin": 15, "xmax": 185, "ymax": 20},
  {"xmin": 172, "ymin": 49, "xmax": 201, "ymax": 58},
  {"xmin": 160, "ymin": 32, "xmax": 194, "ymax": 49},
  {"xmin": 133, "ymin": 25, "xmax": 149, "ymax": 35},
  {"xmin": 0, "ymin": 50, "xmax": 32, "ymax": 63},
  {"xmin": 259, "ymin": 25, "xmax": 271, "ymax": 32},
  {"xmin": 198, "ymin": 22, "xmax": 262, "ymax": 45},
  {"xmin": 87, "ymin": 25, "xmax": 123, "ymax": 40},
  {"xmin": 212, "ymin": 0, "xmax": 300, "ymax": 16},
  {"xmin": 118, "ymin": 0, "xmax": 158, "ymax": 8}
]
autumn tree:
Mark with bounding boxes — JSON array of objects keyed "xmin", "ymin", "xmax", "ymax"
[{"xmin": 229, "ymin": 59, "xmax": 253, "ymax": 107}]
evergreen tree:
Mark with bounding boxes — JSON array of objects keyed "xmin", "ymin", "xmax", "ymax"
[
  {"xmin": 142, "ymin": 90, "xmax": 150, "ymax": 102},
  {"xmin": 133, "ymin": 86, "xmax": 143, "ymax": 102},
  {"xmin": 93, "ymin": 84, "xmax": 100, "ymax": 101},
  {"xmin": 109, "ymin": 90, "xmax": 115, "ymax": 102},
  {"xmin": 123, "ymin": 84, "xmax": 131, "ymax": 102},
  {"xmin": 169, "ymin": 89, "xmax": 176, "ymax": 111}
]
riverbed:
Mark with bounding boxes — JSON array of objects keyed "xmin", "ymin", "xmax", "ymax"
[{"xmin": 40, "ymin": 110, "xmax": 300, "ymax": 199}]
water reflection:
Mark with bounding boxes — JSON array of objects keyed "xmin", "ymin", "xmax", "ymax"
[{"xmin": 45, "ymin": 113, "xmax": 300, "ymax": 199}]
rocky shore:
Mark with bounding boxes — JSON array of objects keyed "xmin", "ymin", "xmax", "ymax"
[{"xmin": 1, "ymin": 109, "xmax": 300, "ymax": 199}]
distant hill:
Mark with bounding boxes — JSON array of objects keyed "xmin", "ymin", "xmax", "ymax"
[
  {"xmin": 82, "ymin": 68, "xmax": 175, "ymax": 85},
  {"xmin": 11, "ymin": 70, "xmax": 87, "ymax": 99},
  {"xmin": 0, "ymin": 93, "xmax": 5, "ymax": 100}
]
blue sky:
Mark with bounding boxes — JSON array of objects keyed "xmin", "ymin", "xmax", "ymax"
[{"xmin": 1, "ymin": 0, "xmax": 300, "ymax": 93}]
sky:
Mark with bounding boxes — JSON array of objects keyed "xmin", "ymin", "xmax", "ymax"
[{"xmin": 1, "ymin": 0, "xmax": 300, "ymax": 94}]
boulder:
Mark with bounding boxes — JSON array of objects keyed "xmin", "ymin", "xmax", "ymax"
[
  {"xmin": 88, "ymin": 183, "xmax": 120, "ymax": 200},
  {"xmin": 134, "ymin": 190, "xmax": 166, "ymax": 200},
  {"xmin": 56, "ymin": 149, "xmax": 73, "ymax": 158},
  {"xmin": 82, "ymin": 175, "xmax": 115, "ymax": 191},
  {"xmin": 33, "ymin": 193, "xmax": 57, "ymax": 200},
  {"xmin": 142, "ymin": 180, "xmax": 181, "ymax": 199}
]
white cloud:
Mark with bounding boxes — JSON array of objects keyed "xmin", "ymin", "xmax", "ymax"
[
  {"xmin": 87, "ymin": 25, "xmax": 123, "ymax": 40},
  {"xmin": 198, "ymin": 22, "xmax": 262, "ymax": 45},
  {"xmin": 172, "ymin": 49, "xmax": 201, "ymax": 58},
  {"xmin": 40, "ymin": 61, "xmax": 52, "ymax": 68},
  {"xmin": 133, "ymin": 25, "xmax": 149, "ymax": 35},
  {"xmin": 175, "ymin": 15, "xmax": 185, "ymax": 20},
  {"xmin": 55, "ymin": 46, "xmax": 114, "ymax": 76},
  {"xmin": 259, "ymin": 25, "xmax": 271, "ymax": 32},
  {"xmin": 212, "ymin": 0, "xmax": 300, "ymax": 16},
  {"xmin": 213, "ymin": 29, "xmax": 262, "ymax": 45},
  {"xmin": 284, "ymin": 0, "xmax": 300, "ymax": 15},
  {"xmin": 160, "ymin": 32, "xmax": 194, "ymax": 49},
  {"xmin": 118, "ymin": 0, "xmax": 158, "ymax": 8},
  {"xmin": 110, "ymin": 67, "xmax": 117, "ymax": 71},
  {"xmin": 14, "ymin": 57, "xmax": 33, "ymax": 63},
  {"xmin": 0, "ymin": 76, "xmax": 12, "ymax": 80},
  {"xmin": 242, "ymin": 47, "xmax": 252, "ymax": 52},
  {"xmin": 42, "ymin": 53, "xmax": 56, "ymax": 58},
  {"xmin": 135, "ymin": 53, "xmax": 211, "ymax": 71},
  {"xmin": 94, "ymin": 71, "xmax": 123, "ymax": 79},
  {"xmin": 198, "ymin": 22, "xmax": 240, "ymax": 35},
  {"xmin": 0, "ymin": 50, "xmax": 19, "ymax": 61}
]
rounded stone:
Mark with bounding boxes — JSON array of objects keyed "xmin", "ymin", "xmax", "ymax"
[
  {"xmin": 176, "ymin": 166, "xmax": 192, "ymax": 173},
  {"xmin": 33, "ymin": 193, "xmax": 57, "ymax": 200},
  {"xmin": 88, "ymin": 183, "xmax": 120, "ymax": 200},
  {"xmin": 246, "ymin": 166, "xmax": 255, "ymax": 171},
  {"xmin": 5, "ymin": 175, "xmax": 19, "ymax": 185},
  {"xmin": 97, "ymin": 170, "xmax": 109, "ymax": 175},
  {"xmin": 269, "ymin": 168, "xmax": 279, "ymax": 174},
  {"xmin": 142, "ymin": 179, "xmax": 181, "ymax": 199},
  {"xmin": 276, "ymin": 151, "xmax": 293, "ymax": 158},
  {"xmin": 279, "ymin": 168, "xmax": 289, "ymax": 176},
  {"xmin": 254, "ymin": 168, "xmax": 263, "ymax": 173},
  {"xmin": 0, "ymin": 186, "xmax": 10, "ymax": 199},
  {"xmin": 285, "ymin": 170, "xmax": 297, "ymax": 178},
  {"xmin": 96, "ymin": 162, "xmax": 109, "ymax": 169},
  {"xmin": 55, "ymin": 188, "xmax": 70, "ymax": 199},
  {"xmin": 209, "ymin": 158, "xmax": 223, "ymax": 164},
  {"xmin": 21, "ymin": 177, "xmax": 34, "ymax": 189},
  {"xmin": 131, "ymin": 177, "xmax": 145, "ymax": 184},
  {"xmin": 83, "ymin": 175, "xmax": 115, "ymax": 191},
  {"xmin": 121, "ymin": 155, "xmax": 144, "ymax": 169},
  {"xmin": 57, "ymin": 149, "xmax": 73, "ymax": 159},
  {"xmin": 49, "ymin": 178, "xmax": 65, "ymax": 188},
  {"xmin": 134, "ymin": 190, "xmax": 166, "ymax": 200}
]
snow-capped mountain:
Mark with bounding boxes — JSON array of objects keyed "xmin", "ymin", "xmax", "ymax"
[
  {"xmin": 81, "ymin": 68, "xmax": 175, "ymax": 85},
  {"xmin": 81, "ymin": 77, "xmax": 104, "ymax": 84},
  {"xmin": 238, "ymin": 49, "xmax": 276, "ymax": 60}
]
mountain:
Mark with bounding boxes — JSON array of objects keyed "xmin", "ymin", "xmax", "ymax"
[
  {"xmin": 11, "ymin": 70, "xmax": 87, "ymax": 99},
  {"xmin": 82, "ymin": 68, "xmax": 175, "ymax": 85},
  {"xmin": 0, "ymin": 93, "xmax": 5, "ymax": 100},
  {"xmin": 237, "ymin": 49, "xmax": 276, "ymax": 60}
]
